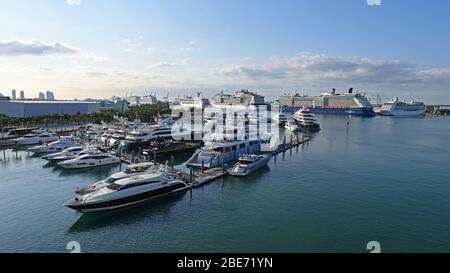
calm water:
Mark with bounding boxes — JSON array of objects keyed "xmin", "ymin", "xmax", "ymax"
[{"xmin": 1, "ymin": 115, "xmax": 450, "ymax": 253}]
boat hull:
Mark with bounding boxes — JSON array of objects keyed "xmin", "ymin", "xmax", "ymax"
[
  {"xmin": 66, "ymin": 184, "xmax": 189, "ymax": 213},
  {"xmin": 378, "ymin": 109, "xmax": 426, "ymax": 116},
  {"xmin": 228, "ymin": 156, "xmax": 270, "ymax": 177},
  {"xmin": 282, "ymin": 106, "xmax": 376, "ymax": 116}
]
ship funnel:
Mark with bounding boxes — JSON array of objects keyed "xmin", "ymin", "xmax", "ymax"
[{"xmin": 348, "ymin": 88, "xmax": 353, "ymax": 94}]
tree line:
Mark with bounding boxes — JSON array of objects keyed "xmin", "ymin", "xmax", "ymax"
[{"xmin": 0, "ymin": 103, "xmax": 171, "ymax": 130}]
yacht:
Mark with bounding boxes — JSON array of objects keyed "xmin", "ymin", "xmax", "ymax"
[
  {"xmin": 228, "ymin": 154, "xmax": 270, "ymax": 177},
  {"xmin": 28, "ymin": 139, "xmax": 78, "ymax": 154},
  {"xmin": 65, "ymin": 165, "xmax": 189, "ymax": 213},
  {"xmin": 285, "ymin": 121, "xmax": 300, "ymax": 132},
  {"xmin": 186, "ymin": 130, "xmax": 264, "ymax": 169},
  {"xmin": 75, "ymin": 162, "xmax": 157, "ymax": 195},
  {"xmin": 42, "ymin": 146, "xmax": 86, "ymax": 161},
  {"xmin": 15, "ymin": 130, "xmax": 59, "ymax": 146},
  {"xmin": 121, "ymin": 125, "xmax": 173, "ymax": 148},
  {"xmin": 379, "ymin": 97, "xmax": 426, "ymax": 116},
  {"xmin": 272, "ymin": 113, "xmax": 288, "ymax": 127},
  {"xmin": 57, "ymin": 152, "xmax": 121, "ymax": 169},
  {"xmin": 292, "ymin": 109, "xmax": 321, "ymax": 131}
]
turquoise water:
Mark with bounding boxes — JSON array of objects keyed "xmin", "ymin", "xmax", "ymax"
[{"xmin": 1, "ymin": 115, "xmax": 450, "ymax": 253}]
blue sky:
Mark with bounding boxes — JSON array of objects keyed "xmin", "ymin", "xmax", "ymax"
[{"xmin": 0, "ymin": 0, "xmax": 449, "ymax": 103}]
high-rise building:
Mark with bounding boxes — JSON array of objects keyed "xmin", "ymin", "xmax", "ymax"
[
  {"xmin": 38, "ymin": 92, "xmax": 46, "ymax": 100},
  {"xmin": 46, "ymin": 91, "xmax": 55, "ymax": 101},
  {"xmin": 20, "ymin": 90, "xmax": 25, "ymax": 100},
  {"xmin": 11, "ymin": 89, "xmax": 16, "ymax": 100}
]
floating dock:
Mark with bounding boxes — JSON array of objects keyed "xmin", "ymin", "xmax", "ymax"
[{"xmin": 120, "ymin": 136, "xmax": 311, "ymax": 189}]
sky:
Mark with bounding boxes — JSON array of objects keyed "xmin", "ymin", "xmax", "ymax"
[{"xmin": 0, "ymin": 0, "xmax": 449, "ymax": 103}]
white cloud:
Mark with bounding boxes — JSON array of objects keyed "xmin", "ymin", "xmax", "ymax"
[
  {"xmin": 0, "ymin": 39, "xmax": 80, "ymax": 56},
  {"xmin": 223, "ymin": 53, "xmax": 425, "ymax": 85},
  {"xmin": 148, "ymin": 58, "xmax": 190, "ymax": 69},
  {"xmin": 66, "ymin": 0, "xmax": 81, "ymax": 6}
]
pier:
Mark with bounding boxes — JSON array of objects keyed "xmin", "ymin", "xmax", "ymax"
[
  {"xmin": 119, "ymin": 135, "xmax": 312, "ymax": 189},
  {"xmin": 428, "ymin": 105, "xmax": 450, "ymax": 115}
]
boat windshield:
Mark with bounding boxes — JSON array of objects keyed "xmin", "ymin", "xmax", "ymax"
[
  {"xmin": 104, "ymin": 177, "xmax": 118, "ymax": 184},
  {"xmin": 106, "ymin": 183, "xmax": 122, "ymax": 191}
]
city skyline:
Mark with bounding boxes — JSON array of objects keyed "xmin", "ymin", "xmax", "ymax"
[{"xmin": 1, "ymin": 0, "xmax": 450, "ymax": 103}]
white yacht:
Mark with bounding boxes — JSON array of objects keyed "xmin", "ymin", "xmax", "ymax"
[
  {"xmin": 285, "ymin": 121, "xmax": 300, "ymax": 132},
  {"xmin": 186, "ymin": 130, "xmax": 264, "ymax": 169},
  {"xmin": 28, "ymin": 139, "xmax": 78, "ymax": 154},
  {"xmin": 379, "ymin": 97, "xmax": 426, "ymax": 116},
  {"xmin": 292, "ymin": 109, "xmax": 321, "ymax": 131},
  {"xmin": 121, "ymin": 125, "xmax": 173, "ymax": 148},
  {"xmin": 65, "ymin": 165, "xmax": 189, "ymax": 213},
  {"xmin": 42, "ymin": 146, "xmax": 86, "ymax": 161},
  {"xmin": 57, "ymin": 152, "xmax": 120, "ymax": 169},
  {"xmin": 228, "ymin": 154, "xmax": 270, "ymax": 177},
  {"xmin": 15, "ymin": 130, "xmax": 59, "ymax": 146},
  {"xmin": 272, "ymin": 113, "xmax": 288, "ymax": 127},
  {"xmin": 75, "ymin": 162, "xmax": 157, "ymax": 195}
]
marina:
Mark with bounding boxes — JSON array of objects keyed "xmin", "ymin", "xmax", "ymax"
[{"xmin": 1, "ymin": 114, "xmax": 449, "ymax": 252}]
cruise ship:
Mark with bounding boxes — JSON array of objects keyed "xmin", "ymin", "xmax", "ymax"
[
  {"xmin": 379, "ymin": 97, "xmax": 426, "ymax": 116},
  {"xmin": 178, "ymin": 92, "xmax": 209, "ymax": 109},
  {"xmin": 276, "ymin": 88, "xmax": 375, "ymax": 116},
  {"xmin": 209, "ymin": 90, "xmax": 267, "ymax": 110}
]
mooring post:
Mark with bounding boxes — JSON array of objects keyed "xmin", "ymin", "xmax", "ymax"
[
  {"xmin": 222, "ymin": 157, "xmax": 225, "ymax": 174},
  {"xmin": 201, "ymin": 159, "xmax": 205, "ymax": 173},
  {"xmin": 290, "ymin": 134, "xmax": 293, "ymax": 145},
  {"xmin": 153, "ymin": 150, "xmax": 157, "ymax": 163},
  {"xmin": 171, "ymin": 155, "xmax": 174, "ymax": 169}
]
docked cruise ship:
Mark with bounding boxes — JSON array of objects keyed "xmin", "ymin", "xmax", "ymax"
[
  {"xmin": 178, "ymin": 92, "xmax": 209, "ymax": 109},
  {"xmin": 276, "ymin": 88, "xmax": 375, "ymax": 116},
  {"xmin": 209, "ymin": 90, "xmax": 267, "ymax": 110},
  {"xmin": 379, "ymin": 97, "xmax": 426, "ymax": 116}
]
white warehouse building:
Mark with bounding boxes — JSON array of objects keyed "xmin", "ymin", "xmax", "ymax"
[{"xmin": 0, "ymin": 98, "xmax": 101, "ymax": 118}]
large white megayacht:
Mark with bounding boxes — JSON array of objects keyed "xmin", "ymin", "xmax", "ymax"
[
  {"xmin": 186, "ymin": 127, "xmax": 271, "ymax": 169},
  {"xmin": 57, "ymin": 152, "xmax": 121, "ymax": 169},
  {"xmin": 65, "ymin": 164, "xmax": 189, "ymax": 213},
  {"xmin": 15, "ymin": 130, "xmax": 59, "ymax": 146},
  {"xmin": 75, "ymin": 162, "xmax": 158, "ymax": 195},
  {"xmin": 42, "ymin": 146, "xmax": 86, "ymax": 161},
  {"xmin": 28, "ymin": 138, "xmax": 79, "ymax": 154},
  {"xmin": 378, "ymin": 97, "xmax": 426, "ymax": 116}
]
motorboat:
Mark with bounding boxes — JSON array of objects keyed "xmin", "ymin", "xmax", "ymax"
[
  {"xmin": 42, "ymin": 146, "xmax": 86, "ymax": 161},
  {"xmin": 75, "ymin": 162, "xmax": 157, "ymax": 195},
  {"xmin": 15, "ymin": 130, "xmax": 59, "ymax": 146},
  {"xmin": 228, "ymin": 154, "xmax": 270, "ymax": 176},
  {"xmin": 292, "ymin": 109, "xmax": 321, "ymax": 131},
  {"xmin": 285, "ymin": 121, "xmax": 300, "ymax": 132},
  {"xmin": 57, "ymin": 152, "xmax": 121, "ymax": 169},
  {"xmin": 65, "ymin": 164, "xmax": 189, "ymax": 213},
  {"xmin": 28, "ymin": 139, "xmax": 79, "ymax": 154}
]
